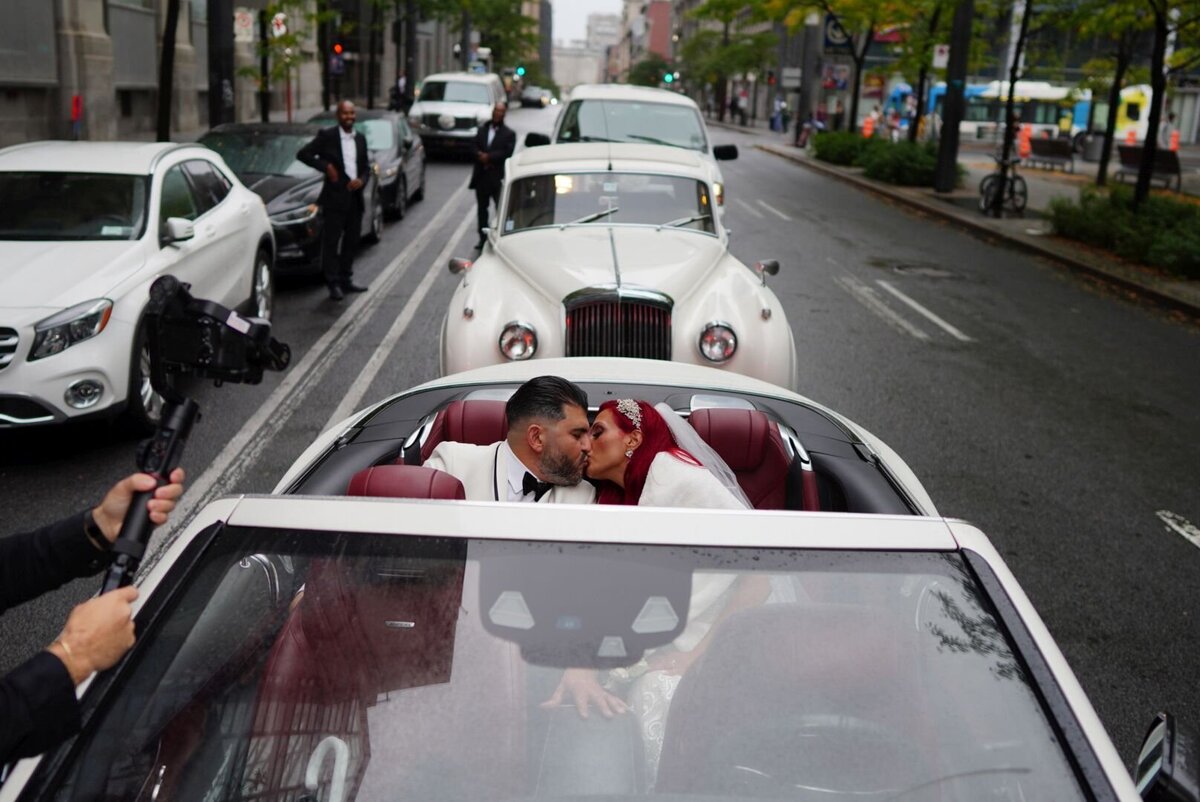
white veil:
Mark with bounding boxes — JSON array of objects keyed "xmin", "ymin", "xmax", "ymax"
[{"xmin": 654, "ymin": 402, "xmax": 753, "ymax": 510}]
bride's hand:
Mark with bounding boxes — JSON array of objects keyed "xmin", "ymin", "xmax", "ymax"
[
  {"xmin": 539, "ymin": 668, "xmax": 629, "ymax": 719},
  {"xmin": 646, "ymin": 649, "xmax": 698, "ymax": 676}
]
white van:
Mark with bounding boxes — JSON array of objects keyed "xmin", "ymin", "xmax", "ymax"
[{"xmin": 408, "ymin": 72, "xmax": 506, "ymax": 156}]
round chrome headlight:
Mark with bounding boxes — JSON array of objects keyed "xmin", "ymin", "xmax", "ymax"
[
  {"xmin": 698, "ymin": 322, "xmax": 737, "ymax": 362},
  {"xmin": 499, "ymin": 321, "xmax": 537, "ymax": 361}
]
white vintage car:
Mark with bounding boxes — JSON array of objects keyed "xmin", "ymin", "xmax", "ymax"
[{"xmin": 440, "ymin": 143, "xmax": 798, "ymax": 388}]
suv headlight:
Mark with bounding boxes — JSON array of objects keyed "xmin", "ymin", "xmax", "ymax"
[
  {"xmin": 499, "ymin": 322, "xmax": 537, "ymax": 361},
  {"xmin": 29, "ymin": 299, "xmax": 113, "ymax": 361},
  {"xmin": 269, "ymin": 203, "xmax": 319, "ymax": 225},
  {"xmin": 698, "ymin": 322, "xmax": 737, "ymax": 362}
]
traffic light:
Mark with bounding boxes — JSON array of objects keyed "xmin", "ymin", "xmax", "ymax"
[
  {"xmin": 332, "ymin": 42, "xmax": 344, "ymax": 55},
  {"xmin": 663, "ymin": 72, "xmax": 674, "ymax": 84},
  {"xmin": 767, "ymin": 69, "xmax": 776, "ymax": 86},
  {"xmin": 516, "ymin": 65, "xmax": 526, "ymax": 77}
]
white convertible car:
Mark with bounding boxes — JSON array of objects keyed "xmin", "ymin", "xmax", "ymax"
[{"xmin": 440, "ymin": 143, "xmax": 797, "ymax": 388}]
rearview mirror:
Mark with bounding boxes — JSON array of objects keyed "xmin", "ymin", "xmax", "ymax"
[
  {"xmin": 713, "ymin": 144, "xmax": 739, "ymax": 160},
  {"xmin": 448, "ymin": 257, "xmax": 473, "ymax": 275},
  {"xmin": 1136, "ymin": 712, "xmax": 1199, "ymax": 801},
  {"xmin": 525, "ymin": 132, "xmax": 551, "ymax": 147},
  {"xmin": 160, "ymin": 217, "xmax": 195, "ymax": 246}
]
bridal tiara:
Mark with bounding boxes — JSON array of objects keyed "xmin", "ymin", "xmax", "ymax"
[{"xmin": 616, "ymin": 399, "xmax": 642, "ymax": 429}]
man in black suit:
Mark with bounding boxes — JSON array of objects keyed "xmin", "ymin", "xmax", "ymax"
[
  {"xmin": 470, "ymin": 102, "xmax": 516, "ymax": 250},
  {"xmin": 297, "ymin": 100, "xmax": 371, "ymax": 300},
  {"xmin": 1, "ymin": 470, "xmax": 185, "ymax": 763}
]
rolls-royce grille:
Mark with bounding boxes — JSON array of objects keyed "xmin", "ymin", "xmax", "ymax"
[
  {"xmin": 0, "ymin": 328, "xmax": 17, "ymax": 371},
  {"xmin": 565, "ymin": 298, "xmax": 672, "ymax": 360}
]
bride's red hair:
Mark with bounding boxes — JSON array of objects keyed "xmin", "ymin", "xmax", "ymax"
[{"xmin": 594, "ymin": 400, "xmax": 699, "ymax": 505}]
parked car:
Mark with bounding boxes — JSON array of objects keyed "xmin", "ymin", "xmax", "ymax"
[
  {"xmin": 308, "ymin": 109, "xmax": 426, "ymax": 219},
  {"xmin": 408, "ymin": 71, "xmax": 506, "ymax": 157},
  {"xmin": 2, "ymin": 358, "xmax": 1191, "ymax": 802},
  {"xmin": 440, "ymin": 143, "xmax": 797, "ymax": 388},
  {"xmin": 527, "ymin": 83, "xmax": 738, "ymax": 204},
  {"xmin": 0, "ymin": 141, "xmax": 273, "ymax": 430},
  {"xmin": 519, "ymin": 84, "xmax": 549, "ymax": 108},
  {"xmin": 198, "ymin": 123, "xmax": 383, "ymax": 270}
]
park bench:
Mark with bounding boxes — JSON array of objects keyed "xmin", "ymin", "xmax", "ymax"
[
  {"xmin": 1027, "ymin": 137, "xmax": 1075, "ymax": 172},
  {"xmin": 1115, "ymin": 144, "xmax": 1183, "ymax": 191}
]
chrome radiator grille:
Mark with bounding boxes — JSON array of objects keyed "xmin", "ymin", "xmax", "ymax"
[
  {"xmin": 0, "ymin": 328, "xmax": 17, "ymax": 371},
  {"xmin": 564, "ymin": 293, "xmax": 672, "ymax": 360}
]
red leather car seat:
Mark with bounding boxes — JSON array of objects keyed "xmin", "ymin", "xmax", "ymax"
[
  {"xmin": 687, "ymin": 408, "xmax": 794, "ymax": 510},
  {"xmin": 347, "ymin": 464, "xmax": 466, "ymax": 500},
  {"xmin": 413, "ymin": 399, "xmax": 509, "ymax": 463}
]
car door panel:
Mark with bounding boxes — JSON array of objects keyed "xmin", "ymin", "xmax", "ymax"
[{"xmin": 184, "ymin": 159, "xmax": 248, "ymax": 307}]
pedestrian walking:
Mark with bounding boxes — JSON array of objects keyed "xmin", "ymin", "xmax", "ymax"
[
  {"xmin": 470, "ymin": 102, "xmax": 516, "ymax": 251},
  {"xmin": 1158, "ymin": 112, "xmax": 1178, "ymax": 149},
  {"xmin": 832, "ymin": 99, "xmax": 845, "ymax": 132},
  {"xmin": 297, "ymin": 100, "xmax": 371, "ymax": 301}
]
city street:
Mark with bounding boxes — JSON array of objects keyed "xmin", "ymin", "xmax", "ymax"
[{"xmin": 2, "ymin": 104, "xmax": 1198, "ymax": 767}]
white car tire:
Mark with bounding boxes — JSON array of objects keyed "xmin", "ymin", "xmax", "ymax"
[{"xmin": 247, "ymin": 248, "xmax": 273, "ymax": 321}]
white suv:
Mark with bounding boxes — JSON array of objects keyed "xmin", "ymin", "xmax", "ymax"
[
  {"xmin": 408, "ymin": 72, "xmax": 506, "ymax": 156},
  {"xmin": 0, "ymin": 141, "xmax": 274, "ymax": 430}
]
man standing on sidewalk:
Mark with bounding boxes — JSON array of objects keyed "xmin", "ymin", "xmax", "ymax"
[
  {"xmin": 470, "ymin": 102, "xmax": 516, "ymax": 251},
  {"xmin": 298, "ymin": 100, "xmax": 370, "ymax": 301}
]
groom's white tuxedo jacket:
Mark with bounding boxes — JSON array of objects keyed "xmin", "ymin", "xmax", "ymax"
[{"xmin": 423, "ymin": 441, "xmax": 596, "ymax": 504}]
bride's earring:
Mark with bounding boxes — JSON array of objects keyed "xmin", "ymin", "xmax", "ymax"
[{"xmin": 625, "ymin": 449, "xmax": 634, "ymax": 459}]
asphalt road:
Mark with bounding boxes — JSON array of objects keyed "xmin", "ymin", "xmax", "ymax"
[{"xmin": 2, "ymin": 105, "xmax": 1197, "ymax": 770}]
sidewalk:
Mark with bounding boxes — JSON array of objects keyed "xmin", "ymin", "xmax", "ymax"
[{"xmin": 749, "ymin": 133, "xmax": 1200, "ymax": 318}]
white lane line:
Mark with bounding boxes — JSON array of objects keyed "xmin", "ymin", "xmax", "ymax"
[
  {"xmin": 324, "ymin": 210, "xmax": 475, "ymax": 429},
  {"xmin": 734, "ymin": 198, "xmax": 764, "ymax": 218},
  {"xmin": 833, "ymin": 274, "xmax": 930, "ymax": 341},
  {"xmin": 1157, "ymin": 510, "xmax": 1200, "ymax": 550},
  {"xmin": 876, "ymin": 280, "xmax": 973, "ymax": 342},
  {"xmin": 756, "ymin": 199, "xmax": 792, "ymax": 221},
  {"xmin": 138, "ymin": 186, "xmax": 470, "ymax": 576}
]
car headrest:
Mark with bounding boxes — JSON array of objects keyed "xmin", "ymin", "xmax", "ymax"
[
  {"xmin": 347, "ymin": 465, "xmax": 466, "ymax": 500},
  {"xmin": 688, "ymin": 408, "xmax": 774, "ymax": 471},
  {"xmin": 419, "ymin": 399, "xmax": 509, "ymax": 462}
]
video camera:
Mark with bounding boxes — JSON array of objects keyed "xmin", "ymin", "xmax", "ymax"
[{"xmin": 101, "ymin": 275, "xmax": 290, "ymax": 593}]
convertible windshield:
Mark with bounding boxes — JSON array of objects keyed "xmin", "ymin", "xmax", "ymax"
[
  {"xmin": 557, "ymin": 100, "xmax": 708, "ymax": 152},
  {"xmin": 0, "ymin": 172, "xmax": 148, "ymax": 241},
  {"xmin": 40, "ymin": 525, "xmax": 1089, "ymax": 802},
  {"xmin": 505, "ymin": 173, "xmax": 715, "ymax": 234},
  {"xmin": 417, "ymin": 80, "xmax": 492, "ymax": 105},
  {"xmin": 198, "ymin": 132, "xmax": 314, "ymax": 177}
]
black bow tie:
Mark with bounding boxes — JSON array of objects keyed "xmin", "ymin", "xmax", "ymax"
[{"xmin": 522, "ymin": 472, "xmax": 553, "ymax": 501}]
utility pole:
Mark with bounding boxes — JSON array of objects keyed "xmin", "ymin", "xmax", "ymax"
[
  {"xmin": 367, "ymin": 1, "xmax": 379, "ymax": 109},
  {"xmin": 934, "ymin": 0, "xmax": 973, "ymax": 193},
  {"xmin": 405, "ymin": 0, "xmax": 418, "ymax": 105},
  {"xmin": 207, "ymin": 0, "xmax": 235, "ymax": 127},
  {"xmin": 258, "ymin": 10, "xmax": 270, "ymax": 122},
  {"xmin": 157, "ymin": 0, "xmax": 180, "ymax": 141},
  {"xmin": 461, "ymin": 10, "xmax": 472, "ymax": 70}
]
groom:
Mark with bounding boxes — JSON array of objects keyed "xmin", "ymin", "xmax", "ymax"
[{"xmin": 424, "ymin": 376, "xmax": 596, "ymax": 504}]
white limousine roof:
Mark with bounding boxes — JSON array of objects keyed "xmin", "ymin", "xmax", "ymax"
[{"xmin": 509, "ymin": 142, "xmax": 707, "ymax": 180}]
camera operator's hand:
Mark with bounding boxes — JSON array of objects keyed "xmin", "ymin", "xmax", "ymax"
[
  {"xmin": 46, "ymin": 586, "xmax": 139, "ymax": 685},
  {"xmin": 91, "ymin": 468, "xmax": 186, "ymax": 544}
]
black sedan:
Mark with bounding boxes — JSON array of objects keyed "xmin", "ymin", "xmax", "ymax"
[
  {"xmin": 198, "ymin": 123, "xmax": 384, "ymax": 272},
  {"xmin": 309, "ymin": 110, "xmax": 426, "ymax": 219}
]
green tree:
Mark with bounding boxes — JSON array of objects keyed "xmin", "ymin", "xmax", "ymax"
[
  {"xmin": 682, "ymin": 0, "xmax": 777, "ymax": 121},
  {"xmin": 457, "ymin": 0, "xmax": 538, "ymax": 69},
  {"xmin": 629, "ymin": 53, "xmax": 675, "ymax": 87},
  {"xmin": 238, "ymin": 0, "xmax": 335, "ymax": 120}
]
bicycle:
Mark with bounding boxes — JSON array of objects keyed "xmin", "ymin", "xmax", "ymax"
[{"xmin": 978, "ymin": 154, "xmax": 1028, "ymax": 214}]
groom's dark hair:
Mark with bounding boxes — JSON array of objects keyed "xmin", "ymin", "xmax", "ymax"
[{"xmin": 506, "ymin": 376, "xmax": 589, "ymax": 429}]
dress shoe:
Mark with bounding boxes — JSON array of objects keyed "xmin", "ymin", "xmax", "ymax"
[
  {"xmin": 342, "ymin": 282, "xmax": 368, "ymax": 293},
  {"xmin": 474, "ymin": 239, "xmax": 485, "ymax": 251},
  {"xmin": 328, "ymin": 285, "xmax": 345, "ymax": 301}
]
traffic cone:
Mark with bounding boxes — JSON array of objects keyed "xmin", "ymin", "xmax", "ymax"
[
  {"xmin": 862, "ymin": 116, "xmax": 875, "ymax": 139},
  {"xmin": 1170, "ymin": 129, "xmax": 1180, "ymax": 151},
  {"xmin": 1125, "ymin": 129, "xmax": 1137, "ymax": 146},
  {"xmin": 1018, "ymin": 124, "xmax": 1032, "ymax": 159}
]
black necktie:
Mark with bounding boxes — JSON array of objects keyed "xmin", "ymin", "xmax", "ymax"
[{"xmin": 522, "ymin": 472, "xmax": 552, "ymax": 502}]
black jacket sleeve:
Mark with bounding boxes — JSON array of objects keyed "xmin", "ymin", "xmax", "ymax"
[
  {"xmin": 0, "ymin": 651, "xmax": 80, "ymax": 763},
  {"xmin": 0, "ymin": 512, "xmax": 109, "ymax": 611},
  {"xmin": 356, "ymin": 132, "xmax": 370, "ymax": 183},
  {"xmin": 296, "ymin": 128, "xmax": 330, "ymax": 174}
]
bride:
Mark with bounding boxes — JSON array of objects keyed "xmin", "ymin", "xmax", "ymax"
[{"xmin": 541, "ymin": 399, "xmax": 770, "ymax": 785}]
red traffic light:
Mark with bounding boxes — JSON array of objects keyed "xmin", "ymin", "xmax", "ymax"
[{"xmin": 332, "ymin": 43, "xmax": 344, "ymax": 54}]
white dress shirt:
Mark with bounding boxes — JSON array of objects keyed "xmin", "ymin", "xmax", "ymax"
[
  {"xmin": 499, "ymin": 440, "xmax": 540, "ymax": 502},
  {"xmin": 486, "ymin": 124, "xmax": 495, "ymax": 148},
  {"xmin": 339, "ymin": 127, "xmax": 358, "ymax": 182}
]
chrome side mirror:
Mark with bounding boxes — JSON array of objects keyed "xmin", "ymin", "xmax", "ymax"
[
  {"xmin": 160, "ymin": 217, "xmax": 195, "ymax": 246},
  {"xmin": 448, "ymin": 257, "xmax": 473, "ymax": 275},
  {"xmin": 1136, "ymin": 712, "xmax": 1199, "ymax": 802},
  {"xmin": 754, "ymin": 259, "xmax": 780, "ymax": 285}
]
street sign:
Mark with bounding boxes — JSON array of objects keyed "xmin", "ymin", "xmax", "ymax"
[
  {"xmin": 329, "ymin": 54, "xmax": 345, "ymax": 76},
  {"xmin": 271, "ymin": 12, "xmax": 287, "ymax": 38},
  {"xmin": 233, "ymin": 8, "xmax": 255, "ymax": 43},
  {"xmin": 932, "ymin": 43, "xmax": 950, "ymax": 69},
  {"xmin": 823, "ymin": 15, "xmax": 852, "ymax": 54},
  {"xmin": 782, "ymin": 67, "xmax": 802, "ymax": 89}
]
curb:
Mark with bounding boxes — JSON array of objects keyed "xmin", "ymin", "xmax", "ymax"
[{"xmin": 756, "ymin": 142, "xmax": 1200, "ymax": 319}]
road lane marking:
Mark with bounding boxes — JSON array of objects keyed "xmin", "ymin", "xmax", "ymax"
[
  {"xmin": 138, "ymin": 186, "xmax": 470, "ymax": 576},
  {"xmin": 833, "ymin": 275, "xmax": 930, "ymax": 341},
  {"xmin": 756, "ymin": 199, "xmax": 792, "ymax": 221},
  {"xmin": 876, "ymin": 280, "xmax": 973, "ymax": 342},
  {"xmin": 734, "ymin": 198, "xmax": 764, "ymax": 218},
  {"xmin": 324, "ymin": 210, "xmax": 475, "ymax": 429},
  {"xmin": 1157, "ymin": 511, "xmax": 1200, "ymax": 550}
]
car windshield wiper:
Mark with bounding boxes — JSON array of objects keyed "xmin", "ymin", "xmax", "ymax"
[
  {"xmin": 657, "ymin": 213, "xmax": 711, "ymax": 230},
  {"xmin": 577, "ymin": 135, "xmax": 615, "ymax": 143},
  {"xmin": 625, "ymin": 134, "xmax": 684, "ymax": 148},
  {"xmin": 562, "ymin": 207, "xmax": 620, "ymax": 226}
]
